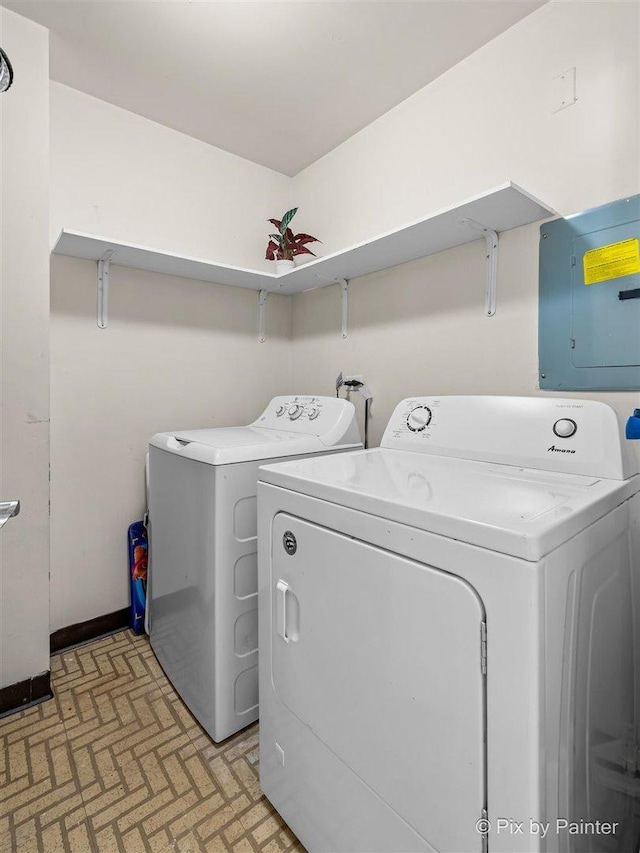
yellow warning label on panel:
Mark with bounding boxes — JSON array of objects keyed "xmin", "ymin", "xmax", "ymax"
[{"xmin": 583, "ymin": 238, "xmax": 640, "ymax": 285}]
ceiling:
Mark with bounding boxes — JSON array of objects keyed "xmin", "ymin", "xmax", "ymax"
[{"xmin": 3, "ymin": 0, "xmax": 546, "ymax": 176}]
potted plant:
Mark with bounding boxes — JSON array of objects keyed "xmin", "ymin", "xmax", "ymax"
[{"xmin": 265, "ymin": 208, "xmax": 320, "ymax": 273}]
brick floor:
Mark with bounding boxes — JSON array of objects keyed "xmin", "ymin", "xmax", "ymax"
[{"xmin": 0, "ymin": 631, "xmax": 304, "ymax": 853}]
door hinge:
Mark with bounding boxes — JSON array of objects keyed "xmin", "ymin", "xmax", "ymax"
[
  {"xmin": 481, "ymin": 807, "xmax": 489, "ymax": 853},
  {"xmin": 480, "ymin": 622, "xmax": 487, "ymax": 675},
  {"xmin": 570, "ymin": 338, "xmax": 576, "ymax": 349},
  {"xmin": 571, "ymin": 255, "xmax": 577, "ymax": 267}
]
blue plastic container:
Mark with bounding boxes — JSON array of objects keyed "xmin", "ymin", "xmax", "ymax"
[{"xmin": 127, "ymin": 520, "xmax": 148, "ymax": 635}]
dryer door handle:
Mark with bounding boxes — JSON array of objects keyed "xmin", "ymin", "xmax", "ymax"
[{"xmin": 276, "ymin": 580, "xmax": 290, "ymax": 643}]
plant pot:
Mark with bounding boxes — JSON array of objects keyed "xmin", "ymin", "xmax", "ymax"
[
  {"xmin": 293, "ymin": 254, "xmax": 314, "ymax": 267},
  {"xmin": 275, "ymin": 259, "xmax": 295, "ymax": 274}
]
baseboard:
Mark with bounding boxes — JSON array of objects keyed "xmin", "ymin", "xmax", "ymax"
[
  {"xmin": 50, "ymin": 607, "xmax": 129, "ymax": 654},
  {"xmin": 0, "ymin": 609, "xmax": 130, "ymax": 718},
  {"xmin": 0, "ymin": 671, "xmax": 52, "ymax": 717}
]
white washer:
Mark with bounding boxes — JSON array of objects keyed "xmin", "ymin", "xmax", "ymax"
[
  {"xmin": 257, "ymin": 396, "xmax": 640, "ymax": 853},
  {"xmin": 148, "ymin": 396, "xmax": 361, "ymax": 743}
]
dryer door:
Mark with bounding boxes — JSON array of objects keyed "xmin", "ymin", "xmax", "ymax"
[{"xmin": 271, "ymin": 513, "xmax": 487, "ymax": 853}]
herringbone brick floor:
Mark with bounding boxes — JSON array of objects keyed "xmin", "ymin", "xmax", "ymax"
[{"xmin": 0, "ymin": 630, "xmax": 304, "ymax": 853}]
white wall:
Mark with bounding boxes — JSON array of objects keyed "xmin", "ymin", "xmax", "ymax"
[
  {"xmin": 50, "ymin": 82, "xmax": 291, "ymax": 269},
  {"xmin": 0, "ymin": 9, "xmax": 50, "ymax": 688},
  {"xmin": 294, "ymin": 0, "xmax": 640, "ymax": 256},
  {"xmin": 47, "ymin": 0, "xmax": 640, "ymax": 633},
  {"xmin": 49, "ymin": 84, "xmax": 296, "ymax": 631},
  {"xmin": 290, "ymin": 0, "xmax": 639, "ymax": 444},
  {"xmin": 50, "ymin": 256, "xmax": 291, "ymax": 631},
  {"xmin": 291, "ymin": 224, "xmax": 640, "ymax": 450}
]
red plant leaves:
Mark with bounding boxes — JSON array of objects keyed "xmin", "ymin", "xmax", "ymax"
[
  {"xmin": 265, "ymin": 240, "xmax": 281, "ymax": 261},
  {"xmin": 265, "ymin": 209, "xmax": 319, "ymax": 262}
]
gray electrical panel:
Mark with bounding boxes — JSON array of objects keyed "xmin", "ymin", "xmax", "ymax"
[{"xmin": 539, "ymin": 195, "xmax": 640, "ymax": 390}]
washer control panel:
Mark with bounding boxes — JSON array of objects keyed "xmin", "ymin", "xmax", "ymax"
[
  {"xmin": 252, "ymin": 396, "xmax": 362, "ymax": 444},
  {"xmin": 380, "ymin": 395, "xmax": 637, "ymax": 480},
  {"xmin": 273, "ymin": 398, "xmax": 322, "ymax": 421}
]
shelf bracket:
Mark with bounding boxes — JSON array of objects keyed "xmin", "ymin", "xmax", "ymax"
[
  {"xmin": 258, "ymin": 289, "xmax": 268, "ymax": 343},
  {"xmin": 338, "ymin": 278, "xmax": 349, "ymax": 339},
  {"xmin": 459, "ymin": 218, "xmax": 498, "ymax": 317},
  {"xmin": 313, "ymin": 274, "xmax": 350, "ymax": 338},
  {"xmin": 97, "ymin": 250, "xmax": 113, "ymax": 329}
]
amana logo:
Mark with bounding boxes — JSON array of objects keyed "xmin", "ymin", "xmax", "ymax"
[{"xmin": 547, "ymin": 445, "xmax": 576, "ymax": 454}]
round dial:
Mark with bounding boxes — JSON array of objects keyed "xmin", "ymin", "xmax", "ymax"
[
  {"xmin": 275, "ymin": 405, "xmax": 286, "ymax": 416},
  {"xmin": 553, "ymin": 418, "xmax": 577, "ymax": 438},
  {"xmin": 407, "ymin": 406, "xmax": 432, "ymax": 432},
  {"xmin": 288, "ymin": 404, "xmax": 303, "ymax": 420},
  {"xmin": 308, "ymin": 408, "xmax": 320, "ymax": 421}
]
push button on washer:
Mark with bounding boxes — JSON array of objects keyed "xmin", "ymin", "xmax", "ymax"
[{"xmin": 553, "ymin": 418, "xmax": 577, "ymax": 438}]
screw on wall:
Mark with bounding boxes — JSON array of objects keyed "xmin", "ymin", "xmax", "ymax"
[{"xmin": 551, "ymin": 67, "xmax": 577, "ymax": 113}]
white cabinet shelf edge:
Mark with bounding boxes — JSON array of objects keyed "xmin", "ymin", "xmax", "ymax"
[
  {"xmin": 52, "ymin": 230, "xmax": 279, "ymax": 291},
  {"xmin": 52, "ymin": 182, "xmax": 554, "ymax": 296}
]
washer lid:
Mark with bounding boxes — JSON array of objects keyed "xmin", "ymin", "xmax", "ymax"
[
  {"xmin": 149, "ymin": 395, "xmax": 361, "ymax": 465},
  {"xmin": 259, "ymin": 448, "xmax": 640, "ymax": 561},
  {"xmin": 150, "ymin": 426, "xmax": 328, "ymax": 465}
]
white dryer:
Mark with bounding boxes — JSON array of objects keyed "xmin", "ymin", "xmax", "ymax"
[
  {"xmin": 257, "ymin": 396, "xmax": 640, "ymax": 853},
  {"xmin": 148, "ymin": 396, "xmax": 361, "ymax": 743}
]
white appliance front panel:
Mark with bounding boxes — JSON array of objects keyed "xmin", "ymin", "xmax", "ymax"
[
  {"xmin": 381, "ymin": 396, "xmax": 638, "ymax": 480},
  {"xmin": 270, "ymin": 512, "xmax": 486, "ymax": 852},
  {"xmin": 259, "ymin": 482, "xmax": 640, "ymax": 852},
  {"xmin": 251, "ymin": 395, "xmax": 362, "ymax": 447}
]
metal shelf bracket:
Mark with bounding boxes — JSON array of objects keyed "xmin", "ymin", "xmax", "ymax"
[
  {"xmin": 459, "ymin": 218, "xmax": 498, "ymax": 317},
  {"xmin": 313, "ymin": 274, "xmax": 350, "ymax": 338},
  {"xmin": 97, "ymin": 250, "xmax": 113, "ymax": 329},
  {"xmin": 338, "ymin": 278, "xmax": 349, "ymax": 339},
  {"xmin": 258, "ymin": 289, "xmax": 268, "ymax": 343}
]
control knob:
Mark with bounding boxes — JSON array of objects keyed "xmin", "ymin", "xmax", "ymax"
[
  {"xmin": 275, "ymin": 405, "xmax": 286, "ymax": 416},
  {"xmin": 407, "ymin": 406, "xmax": 432, "ymax": 432},
  {"xmin": 288, "ymin": 404, "xmax": 303, "ymax": 421},
  {"xmin": 308, "ymin": 408, "xmax": 320, "ymax": 421},
  {"xmin": 553, "ymin": 418, "xmax": 577, "ymax": 438}
]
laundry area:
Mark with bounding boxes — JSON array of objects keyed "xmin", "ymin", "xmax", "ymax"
[{"xmin": 1, "ymin": 2, "xmax": 640, "ymax": 852}]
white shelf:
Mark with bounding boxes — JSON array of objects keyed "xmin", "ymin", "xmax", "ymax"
[
  {"xmin": 53, "ymin": 230, "xmax": 278, "ymax": 291},
  {"xmin": 52, "ymin": 182, "xmax": 554, "ymax": 296}
]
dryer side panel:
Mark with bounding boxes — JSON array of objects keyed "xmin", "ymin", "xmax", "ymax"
[
  {"xmin": 569, "ymin": 508, "xmax": 637, "ymax": 853},
  {"xmin": 267, "ymin": 512, "xmax": 486, "ymax": 853},
  {"xmin": 544, "ymin": 498, "xmax": 640, "ymax": 853}
]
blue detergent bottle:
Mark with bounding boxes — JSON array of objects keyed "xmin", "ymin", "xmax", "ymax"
[{"xmin": 626, "ymin": 409, "xmax": 640, "ymax": 439}]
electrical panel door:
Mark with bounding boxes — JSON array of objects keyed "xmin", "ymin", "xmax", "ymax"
[{"xmin": 539, "ymin": 195, "xmax": 640, "ymax": 390}]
